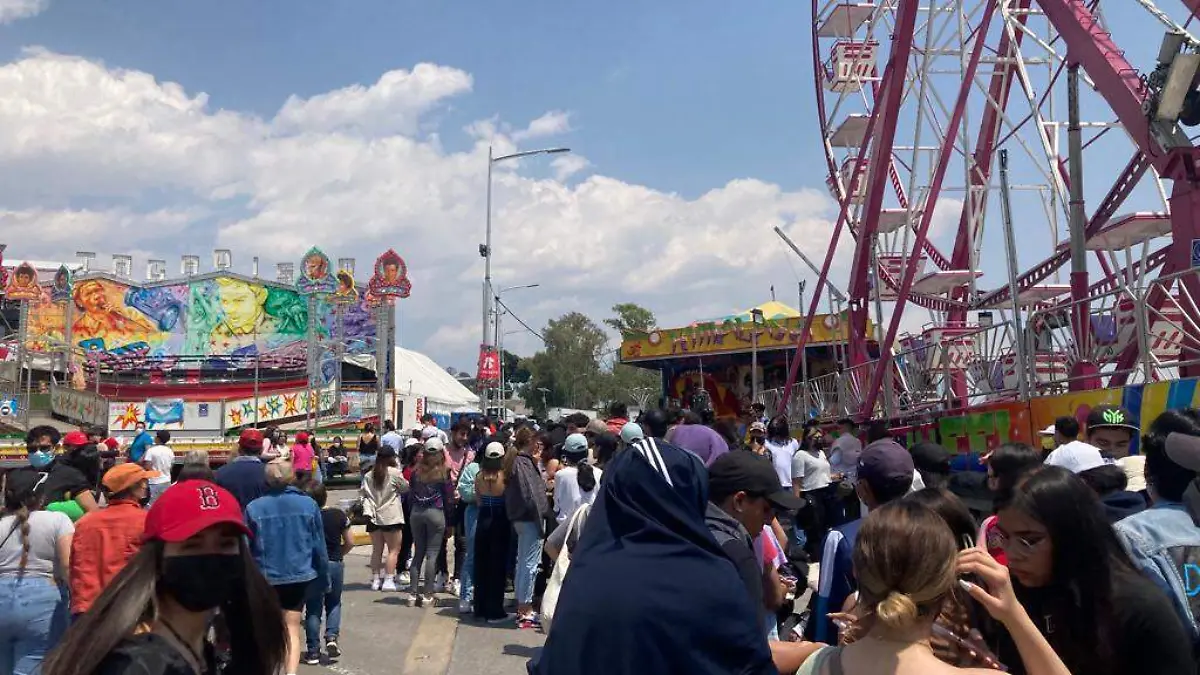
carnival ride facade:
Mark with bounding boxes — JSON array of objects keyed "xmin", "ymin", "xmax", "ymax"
[{"xmin": 773, "ymin": 0, "xmax": 1200, "ymax": 425}]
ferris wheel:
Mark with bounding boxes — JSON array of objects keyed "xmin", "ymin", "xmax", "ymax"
[{"xmin": 783, "ymin": 0, "xmax": 1200, "ymax": 420}]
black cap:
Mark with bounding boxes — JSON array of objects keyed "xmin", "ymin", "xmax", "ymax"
[
  {"xmin": 1086, "ymin": 405, "xmax": 1139, "ymax": 434},
  {"xmin": 909, "ymin": 442, "xmax": 951, "ymax": 475},
  {"xmin": 708, "ymin": 452, "xmax": 805, "ymax": 512}
]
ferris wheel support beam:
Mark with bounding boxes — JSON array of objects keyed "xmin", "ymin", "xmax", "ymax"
[
  {"xmin": 844, "ymin": 0, "xmax": 923, "ymax": 373},
  {"xmin": 859, "ymin": 0, "xmax": 1000, "ymax": 418}
]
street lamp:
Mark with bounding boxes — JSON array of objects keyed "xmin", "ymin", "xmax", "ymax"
[
  {"xmin": 480, "ymin": 146, "xmax": 570, "ymax": 412},
  {"xmin": 491, "ymin": 283, "xmax": 541, "ymax": 419},
  {"xmin": 750, "ymin": 308, "xmax": 765, "ymax": 403}
]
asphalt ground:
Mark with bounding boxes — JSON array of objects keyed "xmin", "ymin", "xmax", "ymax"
[{"xmin": 301, "ymin": 489, "xmax": 545, "ymax": 675}]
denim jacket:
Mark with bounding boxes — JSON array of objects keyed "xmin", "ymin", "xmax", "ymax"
[
  {"xmin": 1114, "ymin": 502, "xmax": 1200, "ymax": 640},
  {"xmin": 246, "ymin": 486, "xmax": 329, "ymax": 586}
]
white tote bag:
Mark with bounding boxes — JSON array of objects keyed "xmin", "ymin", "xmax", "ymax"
[{"xmin": 540, "ymin": 503, "xmax": 590, "ymax": 634}]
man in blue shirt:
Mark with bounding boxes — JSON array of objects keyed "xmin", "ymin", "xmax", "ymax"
[
  {"xmin": 809, "ymin": 431, "xmax": 914, "ymax": 642},
  {"xmin": 215, "ymin": 428, "xmax": 270, "ymax": 510}
]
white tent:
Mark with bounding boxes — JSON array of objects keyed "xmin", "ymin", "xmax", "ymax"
[{"xmin": 392, "ymin": 346, "xmax": 478, "ymax": 409}]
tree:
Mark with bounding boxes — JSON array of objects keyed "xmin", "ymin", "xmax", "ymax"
[
  {"xmin": 604, "ymin": 303, "xmax": 657, "ymax": 338},
  {"xmin": 501, "ymin": 349, "xmax": 531, "ymax": 384},
  {"xmin": 522, "ymin": 312, "xmax": 610, "ymax": 411}
]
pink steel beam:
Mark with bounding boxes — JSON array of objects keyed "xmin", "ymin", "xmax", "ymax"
[
  {"xmin": 777, "ymin": 6, "xmax": 907, "ymax": 416},
  {"xmin": 859, "ymin": 0, "xmax": 999, "ymax": 417},
  {"xmin": 1182, "ymin": 0, "xmax": 1200, "ymax": 20},
  {"xmin": 843, "ymin": 0, "xmax": 923, "ymax": 370},
  {"xmin": 947, "ymin": 0, "xmax": 1032, "ymax": 279}
]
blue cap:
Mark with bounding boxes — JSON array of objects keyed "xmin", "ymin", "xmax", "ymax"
[
  {"xmin": 619, "ymin": 422, "xmax": 644, "ymax": 444},
  {"xmin": 563, "ymin": 433, "xmax": 589, "ymax": 456}
]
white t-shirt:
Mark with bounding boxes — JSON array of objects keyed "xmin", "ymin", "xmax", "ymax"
[
  {"xmin": 0, "ymin": 510, "xmax": 74, "ymax": 578},
  {"xmin": 766, "ymin": 439, "xmax": 800, "ymax": 489},
  {"xmin": 828, "ymin": 434, "xmax": 863, "ymax": 483},
  {"xmin": 553, "ymin": 465, "xmax": 603, "ymax": 524},
  {"xmin": 792, "ymin": 449, "xmax": 833, "ymax": 492},
  {"xmin": 143, "ymin": 444, "xmax": 174, "ymax": 484}
]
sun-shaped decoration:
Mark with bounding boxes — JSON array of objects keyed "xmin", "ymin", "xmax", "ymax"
[{"xmin": 115, "ymin": 403, "xmax": 142, "ymax": 430}]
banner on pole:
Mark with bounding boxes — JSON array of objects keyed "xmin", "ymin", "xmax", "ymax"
[
  {"xmin": 296, "ymin": 247, "xmax": 337, "ymax": 296},
  {"xmin": 368, "ymin": 249, "xmax": 412, "ymax": 298},
  {"xmin": 5, "ymin": 262, "xmax": 40, "ymax": 301},
  {"xmin": 476, "ymin": 344, "xmax": 500, "ymax": 384}
]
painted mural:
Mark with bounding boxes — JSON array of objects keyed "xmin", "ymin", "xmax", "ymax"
[
  {"xmin": 26, "ymin": 275, "xmax": 377, "ymax": 368},
  {"xmin": 107, "ymin": 385, "xmax": 335, "ymax": 431}
]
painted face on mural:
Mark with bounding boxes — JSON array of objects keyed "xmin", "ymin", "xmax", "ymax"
[
  {"xmin": 304, "ymin": 254, "xmax": 329, "ymax": 281},
  {"xmin": 383, "ymin": 263, "xmax": 399, "ymax": 283},
  {"xmin": 76, "ymin": 281, "xmax": 112, "ymax": 312},
  {"xmin": 217, "ymin": 280, "xmax": 266, "ymax": 334}
]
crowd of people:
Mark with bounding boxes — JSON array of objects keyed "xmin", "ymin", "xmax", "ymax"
[{"xmin": 4, "ymin": 398, "xmax": 1200, "ymax": 674}]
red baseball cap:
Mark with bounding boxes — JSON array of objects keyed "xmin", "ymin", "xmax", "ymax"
[
  {"xmin": 239, "ymin": 428, "xmax": 264, "ymax": 450},
  {"xmin": 103, "ymin": 437, "xmax": 120, "ymax": 450},
  {"xmin": 63, "ymin": 430, "xmax": 89, "ymax": 447},
  {"xmin": 144, "ymin": 480, "xmax": 251, "ymax": 543},
  {"xmin": 296, "ymin": 432, "xmax": 310, "ymax": 443}
]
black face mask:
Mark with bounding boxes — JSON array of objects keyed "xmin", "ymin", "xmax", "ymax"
[{"xmin": 159, "ymin": 554, "xmax": 244, "ymax": 612}]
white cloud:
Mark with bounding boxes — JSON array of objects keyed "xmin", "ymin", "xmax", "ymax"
[
  {"xmin": 513, "ymin": 110, "xmax": 571, "ymax": 141},
  {"xmin": 0, "ymin": 0, "xmax": 47, "ymax": 24},
  {"xmin": 0, "ymin": 49, "xmax": 840, "ymax": 369},
  {"xmin": 273, "ymin": 63, "xmax": 472, "ymax": 137},
  {"xmin": 551, "ymin": 154, "xmax": 590, "ymax": 181}
]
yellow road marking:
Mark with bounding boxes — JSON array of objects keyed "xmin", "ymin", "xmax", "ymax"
[{"xmin": 402, "ymin": 604, "xmax": 459, "ymax": 675}]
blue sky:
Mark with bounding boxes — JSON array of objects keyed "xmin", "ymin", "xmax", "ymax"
[
  {"xmin": 0, "ymin": 0, "xmax": 1188, "ymax": 373},
  {"xmin": 0, "ymin": 0, "xmax": 817, "ymax": 198}
]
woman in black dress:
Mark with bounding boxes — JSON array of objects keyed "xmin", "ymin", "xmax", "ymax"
[{"xmin": 473, "ymin": 442, "xmax": 512, "ymax": 622}]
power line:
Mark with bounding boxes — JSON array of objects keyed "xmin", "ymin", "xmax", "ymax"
[{"xmin": 495, "ymin": 296, "xmax": 545, "ymax": 343}]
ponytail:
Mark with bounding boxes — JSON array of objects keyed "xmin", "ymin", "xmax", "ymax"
[{"xmin": 578, "ymin": 462, "xmax": 596, "ymax": 493}]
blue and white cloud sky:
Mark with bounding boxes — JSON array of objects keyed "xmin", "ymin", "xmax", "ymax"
[{"xmin": 0, "ymin": 0, "xmax": 1181, "ymax": 370}]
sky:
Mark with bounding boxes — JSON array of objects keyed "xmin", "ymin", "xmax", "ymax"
[{"xmin": 0, "ymin": 0, "xmax": 1185, "ymax": 372}]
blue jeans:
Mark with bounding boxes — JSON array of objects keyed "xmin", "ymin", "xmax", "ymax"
[
  {"xmin": 459, "ymin": 505, "xmax": 479, "ymax": 603},
  {"xmin": 513, "ymin": 520, "xmax": 542, "ymax": 607},
  {"xmin": 304, "ymin": 561, "xmax": 344, "ymax": 651},
  {"xmin": 0, "ymin": 575, "xmax": 61, "ymax": 675}
]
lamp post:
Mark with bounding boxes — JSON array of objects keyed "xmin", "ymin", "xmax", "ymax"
[
  {"xmin": 491, "ymin": 283, "xmax": 540, "ymax": 419},
  {"xmin": 480, "ymin": 146, "xmax": 570, "ymax": 413},
  {"xmin": 750, "ymin": 308, "xmax": 765, "ymax": 403}
]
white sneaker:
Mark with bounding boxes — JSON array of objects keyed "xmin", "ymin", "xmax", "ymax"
[
  {"xmin": 407, "ymin": 594, "xmax": 418, "ymax": 607},
  {"xmin": 448, "ymin": 579, "xmax": 460, "ymax": 597},
  {"xmin": 382, "ymin": 578, "xmax": 397, "ymax": 592},
  {"xmin": 398, "ymin": 571, "xmax": 411, "ymax": 585},
  {"xmin": 370, "ymin": 576, "xmax": 382, "ymax": 591},
  {"xmin": 423, "ymin": 594, "xmax": 436, "ymax": 607}
]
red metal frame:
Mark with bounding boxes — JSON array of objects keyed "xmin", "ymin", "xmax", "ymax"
[
  {"xmin": 857, "ymin": 0, "xmax": 999, "ymax": 416},
  {"xmin": 843, "ymin": 0, "xmax": 923, "ymax": 370}
]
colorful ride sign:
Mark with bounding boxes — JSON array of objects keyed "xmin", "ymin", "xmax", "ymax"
[
  {"xmin": 620, "ymin": 313, "xmax": 870, "ymax": 363},
  {"xmin": 296, "ymin": 247, "xmax": 337, "ymax": 296},
  {"xmin": 5, "ymin": 262, "xmax": 40, "ymax": 301},
  {"xmin": 368, "ymin": 249, "xmax": 412, "ymax": 298}
]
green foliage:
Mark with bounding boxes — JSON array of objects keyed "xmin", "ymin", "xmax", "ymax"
[
  {"xmin": 603, "ymin": 302, "xmax": 657, "ymax": 338},
  {"xmin": 521, "ymin": 304, "xmax": 663, "ymax": 414},
  {"xmin": 501, "ymin": 349, "xmax": 531, "ymax": 384}
]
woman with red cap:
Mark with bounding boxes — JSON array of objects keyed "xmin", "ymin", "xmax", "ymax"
[{"xmin": 43, "ymin": 480, "xmax": 286, "ymax": 675}]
